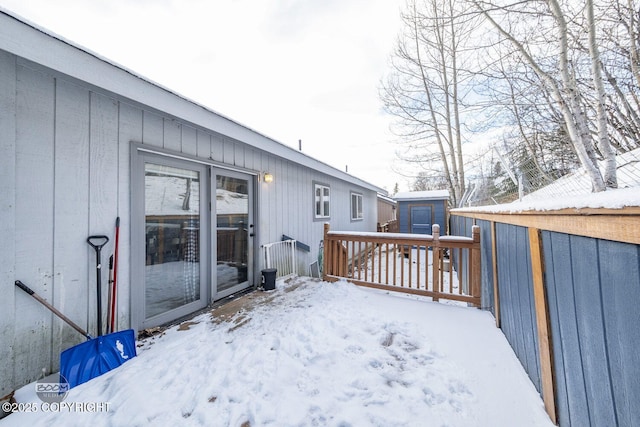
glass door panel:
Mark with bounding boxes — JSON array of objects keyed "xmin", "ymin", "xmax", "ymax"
[
  {"xmin": 144, "ymin": 163, "xmax": 204, "ymax": 319},
  {"xmin": 216, "ymin": 172, "xmax": 253, "ymax": 296}
]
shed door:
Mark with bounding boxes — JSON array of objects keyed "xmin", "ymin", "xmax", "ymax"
[{"xmin": 410, "ymin": 205, "xmax": 432, "ymax": 235}]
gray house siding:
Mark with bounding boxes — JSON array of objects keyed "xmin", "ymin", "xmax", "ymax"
[{"xmin": 0, "ymin": 12, "xmax": 381, "ymax": 397}]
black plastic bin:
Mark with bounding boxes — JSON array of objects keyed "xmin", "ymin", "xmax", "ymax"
[{"xmin": 261, "ymin": 268, "xmax": 277, "ymax": 291}]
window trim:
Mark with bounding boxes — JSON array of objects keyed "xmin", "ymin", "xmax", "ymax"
[
  {"xmin": 350, "ymin": 191, "xmax": 364, "ymax": 221},
  {"xmin": 313, "ymin": 181, "xmax": 331, "ymax": 220}
]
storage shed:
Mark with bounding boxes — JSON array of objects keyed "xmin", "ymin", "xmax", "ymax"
[
  {"xmin": 0, "ymin": 8, "xmax": 385, "ymax": 397},
  {"xmin": 394, "ymin": 190, "xmax": 450, "ymax": 235}
]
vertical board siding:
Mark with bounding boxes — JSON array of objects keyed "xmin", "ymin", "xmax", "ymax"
[
  {"xmin": 181, "ymin": 124, "xmax": 197, "ymax": 156},
  {"xmin": 571, "ymin": 236, "xmax": 616, "ymax": 426},
  {"xmin": 543, "ymin": 231, "xmax": 640, "ymax": 427},
  {"xmin": 196, "ymin": 129, "xmax": 210, "ymax": 158},
  {"xmin": 117, "ymin": 102, "xmax": 143, "ymax": 330},
  {"xmin": 211, "ymin": 133, "xmax": 224, "ymax": 162},
  {"xmin": 142, "ymin": 110, "xmax": 163, "ymax": 147},
  {"xmin": 542, "ymin": 232, "xmax": 571, "ymax": 426},
  {"xmin": 162, "ymin": 118, "xmax": 181, "ymax": 152},
  {"xmin": 547, "ymin": 232, "xmax": 596, "ymax": 427},
  {"xmin": 88, "ymin": 92, "xmax": 119, "ymax": 336},
  {"xmin": 452, "ymin": 212, "xmax": 640, "ymax": 426},
  {"xmin": 52, "ymin": 79, "xmax": 90, "ymax": 368},
  {"xmin": 495, "ymin": 223, "xmax": 541, "ymax": 393},
  {"xmin": 3, "ymin": 54, "xmax": 382, "ymax": 395},
  {"xmin": 223, "ymin": 138, "xmax": 234, "ymax": 165},
  {"xmin": 235, "ymin": 144, "xmax": 245, "ymax": 168},
  {"xmin": 15, "ymin": 65, "xmax": 55, "ymax": 380},
  {"xmin": 599, "ymin": 240, "xmax": 640, "ymax": 426},
  {"xmin": 476, "ymin": 219, "xmax": 495, "ymax": 313},
  {"xmin": 398, "ymin": 200, "xmax": 447, "ymax": 235},
  {"xmin": 0, "ymin": 50, "xmax": 17, "ymax": 397},
  {"xmin": 518, "ymin": 227, "xmax": 541, "ymax": 386}
]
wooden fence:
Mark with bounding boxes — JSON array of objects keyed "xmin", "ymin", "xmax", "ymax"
[
  {"xmin": 451, "ymin": 206, "xmax": 640, "ymax": 427},
  {"xmin": 322, "ymin": 223, "xmax": 481, "ymax": 306}
]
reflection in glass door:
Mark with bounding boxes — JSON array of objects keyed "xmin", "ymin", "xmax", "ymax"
[
  {"xmin": 216, "ymin": 172, "xmax": 253, "ymax": 297},
  {"xmin": 144, "ymin": 162, "xmax": 206, "ymax": 320}
]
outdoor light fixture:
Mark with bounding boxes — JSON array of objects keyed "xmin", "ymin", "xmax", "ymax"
[{"xmin": 264, "ymin": 172, "xmax": 274, "ymax": 183}]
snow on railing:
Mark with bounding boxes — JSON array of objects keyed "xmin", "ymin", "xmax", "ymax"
[{"xmin": 322, "ymin": 224, "xmax": 481, "ymax": 306}]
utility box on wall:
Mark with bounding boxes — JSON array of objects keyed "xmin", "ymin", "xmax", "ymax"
[{"xmin": 394, "ymin": 190, "xmax": 450, "ymax": 235}]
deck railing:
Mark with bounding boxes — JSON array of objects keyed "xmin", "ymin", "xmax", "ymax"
[{"xmin": 323, "ymin": 223, "xmax": 481, "ymax": 306}]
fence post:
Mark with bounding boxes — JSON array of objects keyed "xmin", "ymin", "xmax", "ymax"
[
  {"xmin": 323, "ymin": 223, "xmax": 330, "ymax": 280},
  {"xmin": 432, "ymin": 224, "xmax": 440, "ymax": 301},
  {"xmin": 471, "ymin": 225, "xmax": 481, "ymax": 307},
  {"xmin": 528, "ymin": 227, "xmax": 557, "ymax": 424}
]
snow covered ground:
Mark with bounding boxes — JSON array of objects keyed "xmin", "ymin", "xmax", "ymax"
[{"xmin": 4, "ymin": 278, "xmax": 553, "ymax": 427}]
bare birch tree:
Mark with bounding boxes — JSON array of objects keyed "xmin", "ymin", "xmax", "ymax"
[
  {"xmin": 381, "ymin": 0, "xmax": 481, "ymax": 206},
  {"xmin": 473, "ymin": 0, "xmax": 619, "ymax": 192},
  {"xmin": 586, "ymin": 0, "xmax": 618, "ymax": 187}
]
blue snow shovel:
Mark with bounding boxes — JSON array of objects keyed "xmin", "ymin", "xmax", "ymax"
[
  {"xmin": 15, "ymin": 279, "xmax": 136, "ymax": 389},
  {"xmin": 58, "ymin": 235, "xmax": 137, "ymax": 388},
  {"xmin": 18, "ymin": 234, "xmax": 136, "ymax": 388}
]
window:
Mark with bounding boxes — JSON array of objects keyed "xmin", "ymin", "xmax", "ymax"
[
  {"xmin": 314, "ymin": 183, "xmax": 330, "ymax": 219},
  {"xmin": 351, "ymin": 192, "xmax": 363, "ymax": 221}
]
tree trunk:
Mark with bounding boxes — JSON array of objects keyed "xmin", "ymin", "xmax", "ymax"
[{"xmin": 587, "ymin": 0, "xmax": 618, "ymax": 188}]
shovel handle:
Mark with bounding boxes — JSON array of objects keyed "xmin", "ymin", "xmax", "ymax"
[
  {"xmin": 15, "ymin": 280, "xmax": 92, "ymax": 340},
  {"xmin": 87, "ymin": 235, "xmax": 108, "ymax": 337}
]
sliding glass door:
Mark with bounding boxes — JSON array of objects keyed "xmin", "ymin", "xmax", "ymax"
[
  {"xmin": 215, "ymin": 170, "xmax": 254, "ymax": 299},
  {"xmin": 141, "ymin": 158, "xmax": 208, "ymax": 327},
  {"xmin": 132, "ymin": 147, "xmax": 256, "ymax": 330}
]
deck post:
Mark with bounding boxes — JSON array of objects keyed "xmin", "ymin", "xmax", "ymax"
[
  {"xmin": 323, "ymin": 223, "xmax": 330, "ymax": 281},
  {"xmin": 432, "ymin": 224, "xmax": 440, "ymax": 301}
]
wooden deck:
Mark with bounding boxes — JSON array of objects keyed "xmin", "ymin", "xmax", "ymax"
[{"xmin": 208, "ymin": 276, "xmax": 314, "ymax": 330}]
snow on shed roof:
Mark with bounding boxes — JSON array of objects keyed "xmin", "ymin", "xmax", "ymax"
[
  {"xmin": 394, "ymin": 190, "xmax": 450, "ymax": 201},
  {"xmin": 0, "ymin": 7, "xmax": 385, "ymax": 195}
]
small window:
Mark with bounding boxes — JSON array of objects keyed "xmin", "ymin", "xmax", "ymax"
[
  {"xmin": 314, "ymin": 183, "xmax": 330, "ymax": 219},
  {"xmin": 351, "ymin": 192, "xmax": 363, "ymax": 221}
]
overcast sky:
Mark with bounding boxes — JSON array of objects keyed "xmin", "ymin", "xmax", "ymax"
[{"xmin": 1, "ymin": 0, "xmax": 410, "ymax": 193}]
